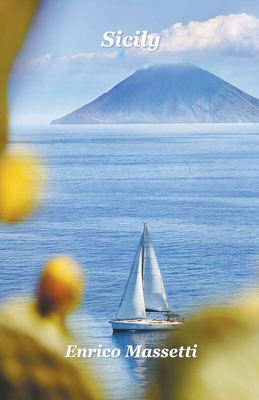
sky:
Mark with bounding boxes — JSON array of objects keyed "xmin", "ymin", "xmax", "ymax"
[{"xmin": 8, "ymin": 0, "xmax": 259, "ymax": 124}]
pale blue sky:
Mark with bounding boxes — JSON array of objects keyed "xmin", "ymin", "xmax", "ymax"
[{"xmin": 9, "ymin": 0, "xmax": 259, "ymax": 124}]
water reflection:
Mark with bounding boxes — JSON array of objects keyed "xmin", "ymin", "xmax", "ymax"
[{"xmin": 112, "ymin": 331, "xmax": 177, "ymax": 393}]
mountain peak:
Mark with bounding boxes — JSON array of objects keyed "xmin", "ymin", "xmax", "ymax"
[
  {"xmin": 147, "ymin": 62, "xmax": 199, "ymax": 70},
  {"xmin": 51, "ymin": 63, "xmax": 259, "ymax": 124},
  {"xmin": 133, "ymin": 62, "xmax": 200, "ymax": 77}
]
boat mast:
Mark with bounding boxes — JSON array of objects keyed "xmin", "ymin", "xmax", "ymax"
[{"xmin": 141, "ymin": 223, "xmax": 146, "ymax": 283}]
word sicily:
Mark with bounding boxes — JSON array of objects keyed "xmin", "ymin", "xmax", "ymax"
[
  {"xmin": 101, "ymin": 30, "xmax": 161, "ymax": 52},
  {"xmin": 65, "ymin": 344, "xmax": 198, "ymax": 358}
]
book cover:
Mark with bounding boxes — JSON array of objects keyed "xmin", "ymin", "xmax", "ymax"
[{"xmin": 1, "ymin": 1, "xmax": 259, "ymax": 399}]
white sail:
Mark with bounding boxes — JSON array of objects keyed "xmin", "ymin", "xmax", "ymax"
[
  {"xmin": 143, "ymin": 226, "xmax": 169, "ymax": 312},
  {"xmin": 115, "ymin": 239, "xmax": 146, "ymax": 320}
]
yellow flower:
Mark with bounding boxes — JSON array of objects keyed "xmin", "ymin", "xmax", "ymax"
[
  {"xmin": 0, "ymin": 149, "xmax": 43, "ymax": 223},
  {"xmin": 37, "ymin": 255, "xmax": 85, "ymax": 320}
]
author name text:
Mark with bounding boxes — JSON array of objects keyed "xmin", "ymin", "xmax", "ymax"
[{"xmin": 65, "ymin": 344, "xmax": 198, "ymax": 358}]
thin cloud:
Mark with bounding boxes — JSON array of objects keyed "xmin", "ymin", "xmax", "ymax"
[
  {"xmin": 61, "ymin": 52, "xmax": 118, "ymax": 61},
  {"xmin": 13, "ymin": 51, "xmax": 118, "ymax": 73}
]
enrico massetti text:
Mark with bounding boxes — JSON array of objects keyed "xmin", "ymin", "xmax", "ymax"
[{"xmin": 65, "ymin": 344, "xmax": 198, "ymax": 358}]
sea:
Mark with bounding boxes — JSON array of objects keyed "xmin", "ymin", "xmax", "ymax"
[{"xmin": 1, "ymin": 123, "xmax": 259, "ymax": 399}]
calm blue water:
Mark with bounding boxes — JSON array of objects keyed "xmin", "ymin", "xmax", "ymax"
[{"xmin": 1, "ymin": 124, "xmax": 259, "ymax": 399}]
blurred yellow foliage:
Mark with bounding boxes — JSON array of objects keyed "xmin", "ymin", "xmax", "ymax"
[
  {"xmin": 147, "ymin": 296, "xmax": 259, "ymax": 400},
  {"xmin": 0, "ymin": 299, "xmax": 104, "ymax": 400},
  {"xmin": 0, "ymin": 0, "xmax": 39, "ymax": 152},
  {"xmin": 0, "ymin": 2, "xmax": 106, "ymax": 399},
  {"xmin": 0, "ymin": 255, "xmax": 105, "ymax": 400},
  {"xmin": 0, "ymin": 149, "xmax": 43, "ymax": 223}
]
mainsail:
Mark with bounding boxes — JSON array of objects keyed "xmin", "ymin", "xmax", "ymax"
[
  {"xmin": 115, "ymin": 238, "xmax": 146, "ymax": 320},
  {"xmin": 115, "ymin": 224, "xmax": 169, "ymax": 320}
]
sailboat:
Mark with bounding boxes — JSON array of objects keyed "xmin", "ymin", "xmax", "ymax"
[{"xmin": 110, "ymin": 224, "xmax": 184, "ymax": 331}]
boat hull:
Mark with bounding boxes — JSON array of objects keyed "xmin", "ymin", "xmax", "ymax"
[{"xmin": 111, "ymin": 319, "xmax": 183, "ymax": 332}]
